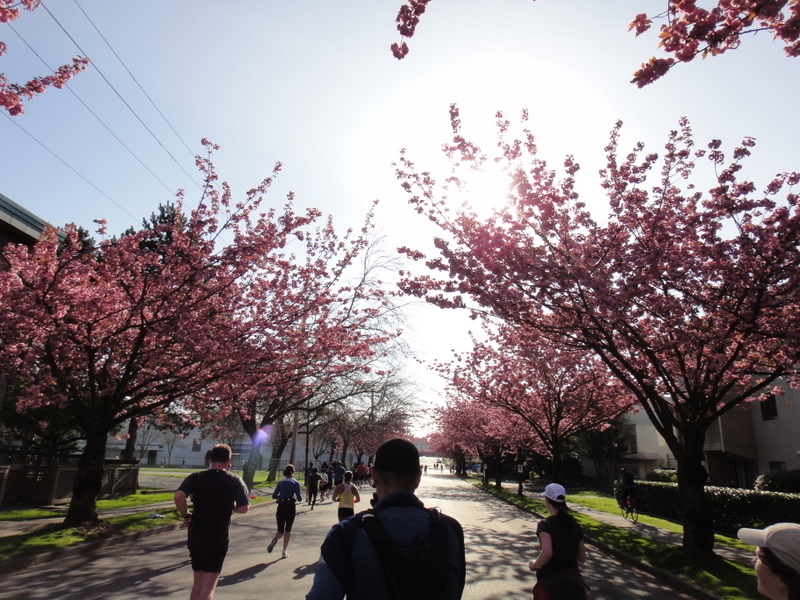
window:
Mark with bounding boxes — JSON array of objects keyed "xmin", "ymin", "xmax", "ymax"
[
  {"xmin": 192, "ymin": 439, "xmax": 202, "ymax": 452},
  {"xmin": 760, "ymin": 394, "xmax": 778, "ymax": 421}
]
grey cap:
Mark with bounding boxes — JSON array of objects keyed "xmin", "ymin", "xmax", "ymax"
[{"xmin": 738, "ymin": 523, "xmax": 800, "ymax": 576}]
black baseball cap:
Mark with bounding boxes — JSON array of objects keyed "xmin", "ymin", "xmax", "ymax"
[{"xmin": 373, "ymin": 438, "xmax": 421, "ymax": 473}]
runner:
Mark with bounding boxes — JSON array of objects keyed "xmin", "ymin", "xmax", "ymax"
[
  {"xmin": 307, "ymin": 467, "xmax": 323, "ymax": 510},
  {"xmin": 268, "ymin": 464, "xmax": 303, "ymax": 559},
  {"xmin": 173, "ymin": 444, "xmax": 250, "ymax": 600},
  {"xmin": 528, "ymin": 483, "xmax": 589, "ymax": 600},
  {"xmin": 332, "ymin": 470, "xmax": 361, "ymax": 521}
]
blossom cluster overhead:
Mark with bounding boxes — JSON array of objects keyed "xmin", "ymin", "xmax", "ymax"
[
  {"xmin": 392, "ymin": 0, "xmax": 800, "ymax": 86},
  {"xmin": 0, "ymin": 0, "xmax": 88, "ymax": 115}
]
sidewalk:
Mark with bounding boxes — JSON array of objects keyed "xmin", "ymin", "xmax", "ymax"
[
  {"xmin": 568, "ymin": 500, "xmax": 752, "ymax": 567},
  {"xmin": 499, "ymin": 481, "xmax": 752, "ymax": 567}
]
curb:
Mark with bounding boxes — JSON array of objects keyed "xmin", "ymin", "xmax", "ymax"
[{"xmin": 0, "ymin": 499, "xmax": 272, "ymax": 575}]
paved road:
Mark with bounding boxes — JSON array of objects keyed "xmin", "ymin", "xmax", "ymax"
[{"xmin": 1, "ymin": 473, "xmax": 692, "ymax": 600}]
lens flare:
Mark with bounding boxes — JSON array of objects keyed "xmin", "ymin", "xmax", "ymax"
[{"xmin": 254, "ymin": 424, "xmax": 272, "ymax": 445}]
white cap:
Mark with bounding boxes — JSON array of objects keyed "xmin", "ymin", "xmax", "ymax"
[
  {"xmin": 542, "ymin": 483, "xmax": 567, "ymax": 502},
  {"xmin": 738, "ymin": 523, "xmax": 800, "ymax": 576}
]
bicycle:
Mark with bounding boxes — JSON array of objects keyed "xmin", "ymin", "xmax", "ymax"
[{"xmin": 618, "ymin": 489, "xmax": 639, "ymax": 523}]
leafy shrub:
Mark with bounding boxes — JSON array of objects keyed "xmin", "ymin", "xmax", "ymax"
[
  {"xmin": 754, "ymin": 470, "xmax": 800, "ymax": 493},
  {"xmin": 636, "ymin": 481, "xmax": 800, "ymax": 534},
  {"xmin": 646, "ymin": 469, "xmax": 677, "ymax": 482},
  {"xmin": 561, "ymin": 454, "xmax": 584, "ymax": 479}
]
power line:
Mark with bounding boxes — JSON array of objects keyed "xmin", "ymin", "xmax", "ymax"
[
  {"xmin": 8, "ymin": 22, "xmax": 180, "ymax": 198},
  {"xmin": 2, "ymin": 112, "xmax": 141, "ymax": 227},
  {"xmin": 39, "ymin": 0, "xmax": 202, "ymax": 190},
  {"xmin": 72, "ymin": 0, "xmax": 199, "ymax": 162}
]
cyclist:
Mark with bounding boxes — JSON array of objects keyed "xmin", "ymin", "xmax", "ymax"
[{"xmin": 617, "ymin": 468, "xmax": 636, "ymax": 509}]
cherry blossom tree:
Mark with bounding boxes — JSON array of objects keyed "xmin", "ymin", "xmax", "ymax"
[
  {"xmin": 441, "ymin": 322, "xmax": 635, "ymax": 483},
  {"xmin": 342, "ymin": 374, "xmax": 415, "ymax": 464},
  {"xmin": 395, "ymin": 106, "xmax": 800, "ymax": 555},
  {"xmin": 391, "ymin": 1, "xmax": 800, "ymax": 86},
  {"xmin": 1, "ymin": 1, "xmax": 88, "ymax": 115},
  {"xmin": 430, "ymin": 395, "xmax": 536, "ymax": 486},
  {"xmin": 0, "ymin": 142, "xmax": 366, "ymax": 525},
  {"xmin": 221, "ymin": 230, "xmax": 404, "ymax": 489}
]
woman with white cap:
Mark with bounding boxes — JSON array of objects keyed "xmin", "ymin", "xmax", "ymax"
[
  {"xmin": 738, "ymin": 523, "xmax": 800, "ymax": 600},
  {"xmin": 528, "ymin": 483, "xmax": 589, "ymax": 600}
]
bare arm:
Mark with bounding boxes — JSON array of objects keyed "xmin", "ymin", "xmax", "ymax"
[
  {"xmin": 353, "ymin": 486, "xmax": 361, "ymax": 503},
  {"xmin": 174, "ymin": 490, "xmax": 192, "ymax": 527},
  {"xmin": 234, "ymin": 504, "xmax": 249, "ymax": 514},
  {"xmin": 528, "ymin": 531, "xmax": 553, "ymax": 571},
  {"xmin": 577, "ymin": 539, "xmax": 586, "ymax": 564}
]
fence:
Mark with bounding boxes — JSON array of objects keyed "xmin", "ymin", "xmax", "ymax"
[{"xmin": 0, "ymin": 451, "xmax": 139, "ymax": 507}]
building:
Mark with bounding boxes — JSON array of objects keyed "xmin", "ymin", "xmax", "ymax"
[
  {"xmin": 615, "ymin": 409, "xmax": 673, "ymax": 478},
  {"xmin": 0, "ymin": 192, "xmax": 47, "ymax": 268},
  {"xmin": 102, "ymin": 421, "xmax": 361, "ymax": 474},
  {"xmin": 607, "ymin": 386, "xmax": 800, "ymax": 488}
]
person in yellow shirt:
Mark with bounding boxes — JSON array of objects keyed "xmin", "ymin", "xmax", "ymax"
[{"xmin": 332, "ymin": 470, "xmax": 360, "ymax": 521}]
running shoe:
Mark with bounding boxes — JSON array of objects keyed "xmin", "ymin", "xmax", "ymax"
[
  {"xmin": 281, "ymin": 550, "xmax": 288, "ymax": 559},
  {"xmin": 267, "ymin": 538, "xmax": 277, "ymax": 553}
]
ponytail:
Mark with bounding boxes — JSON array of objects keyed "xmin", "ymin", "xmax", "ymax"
[{"xmin": 548, "ymin": 497, "xmax": 576, "ymax": 528}]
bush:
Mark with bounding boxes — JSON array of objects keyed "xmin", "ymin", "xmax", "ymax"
[
  {"xmin": 754, "ymin": 470, "xmax": 800, "ymax": 493},
  {"xmin": 645, "ymin": 469, "xmax": 677, "ymax": 482},
  {"xmin": 636, "ymin": 481, "xmax": 800, "ymax": 534},
  {"xmin": 561, "ymin": 454, "xmax": 584, "ymax": 479}
]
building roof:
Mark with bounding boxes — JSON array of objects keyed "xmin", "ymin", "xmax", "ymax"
[{"xmin": 0, "ymin": 192, "xmax": 47, "ymax": 244}]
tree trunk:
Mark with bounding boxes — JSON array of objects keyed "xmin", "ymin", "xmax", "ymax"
[
  {"xmin": 63, "ymin": 432, "xmax": 107, "ymax": 525},
  {"xmin": 677, "ymin": 433, "xmax": 715, "ymax": 556},
  {"xmin": 242, "ymin": 439, "xmax": 263, "ymax": 490},
  {"xmin": 550, "ymin": 443, "xmax": 564, "ymax": 483},
  {"xmin": 339, "ymin": 441, "xmax": 350, "ymax": 466},
  {"xmin": 121, "ymin": 419, "xmax": 138, "ymax": 461},
  {"xmin": 267, "ymin": 436, "xmax": 289, "ymax": 483},
  {"xmin": 328, "ymin": 441, "xmax": 337, "ymax": 464}
]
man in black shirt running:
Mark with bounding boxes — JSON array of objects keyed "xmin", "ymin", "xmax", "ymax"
[{"xmin": 174, "ymin": 444, "xmax": 250, "ymax": 600}]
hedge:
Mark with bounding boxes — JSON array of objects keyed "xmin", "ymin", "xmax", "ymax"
[{"xmin": 636, "ymin": 481, "xmax": 800, "ymax": 534}]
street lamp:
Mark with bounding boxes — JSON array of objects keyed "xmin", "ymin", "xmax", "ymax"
[{"xmin": 304, "ymin": 396, "xmax": 311, "ymax": 485}]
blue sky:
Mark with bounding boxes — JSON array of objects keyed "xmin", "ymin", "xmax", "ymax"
[{"xmin": 2, "ymin": 1, "xmax": 799, "ymax": 418}]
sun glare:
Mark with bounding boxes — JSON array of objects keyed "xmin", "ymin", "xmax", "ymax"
[{"xmin": 452, "ymin": 159, "xmax": 515, "ymax": 218}]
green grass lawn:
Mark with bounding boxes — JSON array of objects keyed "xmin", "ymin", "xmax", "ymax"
[
  {"xmin": 0, "ymin": 490, "xmax": 176, "ymax": 521},
  {"xmin": 570, "ymin": 490, "xmax": 753, "ymax": 553},
  {"xmin": 478, "ymin": 483, "xmax": 759, "ymax": 600},
  {"xmin": 0, "ymin": 479, "xmax": 273, "ymax": 562},
  {"xmin": 0, "ymin": 509, "xmax": 185, "ymax": 562}
]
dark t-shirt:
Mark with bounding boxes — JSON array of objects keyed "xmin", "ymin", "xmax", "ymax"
[
  {"xmin": 178, "ymin": 468, "xmax": 249, "ymax": 552},
  {"xmin": 535, "ymin": 514, "xmax": 584, "ymax": 580},
  {"xmin": 308, "ymin": 472, "xmax": 323, "ymax": 491},
  {"xmin": 333, "ymin": 464, "xmax": 345, "ymax": 484}
]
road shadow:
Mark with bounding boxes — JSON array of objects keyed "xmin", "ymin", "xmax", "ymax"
[
  {"xmin": 217, "ymin": 562, "xmax": 269, "ymax": 586},
  {"xmin": 291, "ymin": 561, "xmax": 318, "ymax": 581},
  {"xmin": 0, "ymin": 551, "xmax": 189, "ymax": 599}
]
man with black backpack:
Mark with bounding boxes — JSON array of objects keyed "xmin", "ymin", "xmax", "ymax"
[{"xmin": 306, "ymin": 438, "xmax": 466, "ymax": 600}]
